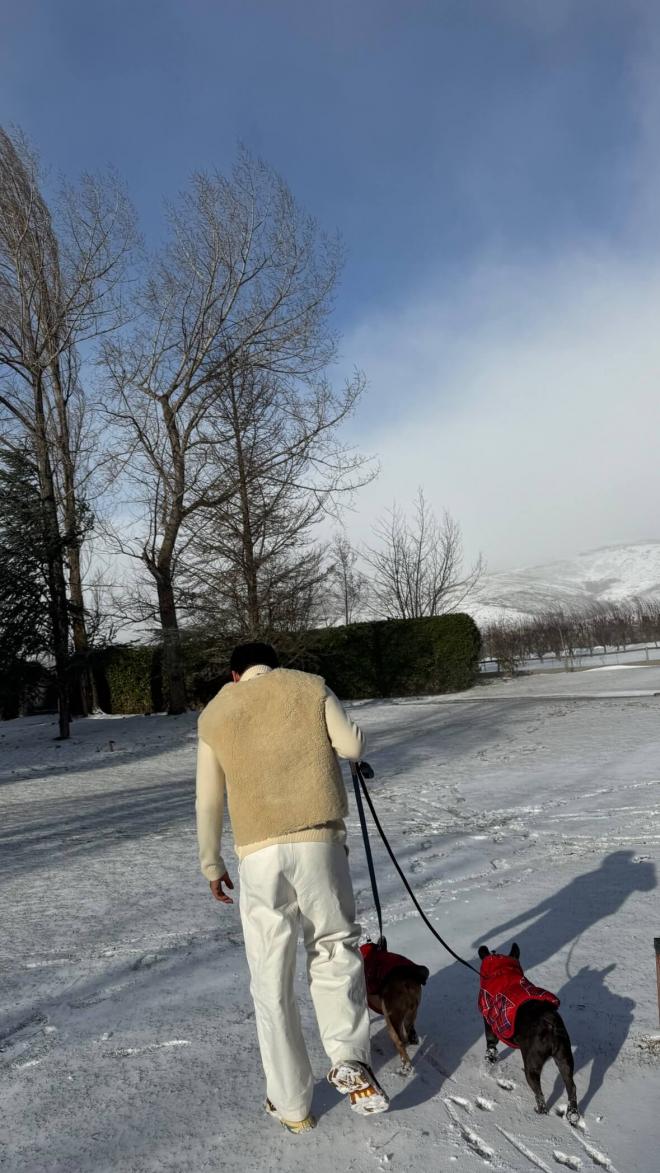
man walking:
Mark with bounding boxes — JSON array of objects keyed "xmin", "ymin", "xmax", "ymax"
[{"xmin": 196, "ymin": 642, "xmax": 389, "ymax": 1134}]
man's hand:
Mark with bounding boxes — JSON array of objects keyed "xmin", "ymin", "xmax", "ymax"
[{"xmin": 210, "ymin": 871, "xmax": 234, "ymax": 904}]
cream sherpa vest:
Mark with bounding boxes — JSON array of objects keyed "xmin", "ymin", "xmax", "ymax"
[{"xmin": 197, "ymin": 668, "xmax": 348, "ymax": 848}]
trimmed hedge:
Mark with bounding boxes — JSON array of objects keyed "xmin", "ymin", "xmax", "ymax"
[
  {"xmin": 296, "ymin": 613, "xmax": 481, "ymax": 699},
  {"xmin": 92, "ymin": 613, "xmax": 481, "ymax": 713},
  {"xmin": 93, "ymin": 645, "xmax": 163, "ymax": 715},
  {"xmin": 92, "ymin": 639, "xmax": 224, "ymax": 714}
]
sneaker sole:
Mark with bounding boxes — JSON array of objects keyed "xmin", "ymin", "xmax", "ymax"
[
  {"xmin": 349, "ymin": 1088, "xmax": 390, "ymax": 1116},
  {"xmin": 328, "ymin": 1064, "xmax": 389, "ymax": 1115}
]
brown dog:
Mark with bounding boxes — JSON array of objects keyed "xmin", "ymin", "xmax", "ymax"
[{"xmin": 361, "ymin": 940, "xmax": 429, "ymax": 1072}]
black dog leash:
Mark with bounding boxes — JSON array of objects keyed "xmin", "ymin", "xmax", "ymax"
[
  {"xmin": 350, "ymin": 761, "xmax": 479, "ymax": 976},
  {"xmin": 350, "ymin": 760, "xmax": 386, "ymax": 948}
]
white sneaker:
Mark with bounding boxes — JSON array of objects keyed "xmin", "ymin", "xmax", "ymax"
[
  {"xmin": 264, "ymin": 1098, "xmax": 317, "ymax": 1134},
  {"xmin": 327, "ymin": 1062, "xmax": 390, "ymax": 1115}
]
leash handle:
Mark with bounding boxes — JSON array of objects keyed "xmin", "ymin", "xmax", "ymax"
[
  {"xmin": 354, "ymin": 762, "xmax": 479, "ymax": 976},
  {"xmin": 350, "ymin": 762, "xmax": 385, "ymax": 948}
]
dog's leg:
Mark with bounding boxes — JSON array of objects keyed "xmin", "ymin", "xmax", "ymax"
[
  {"xmin": 522, "ymin": 1055, "xmax": 548, "ymax": 1115},
  {"xmin": 483, "ymin": 1019, "xmax": 498, "ymax": 1064},
  {"xmin": 553, "ymin": 1037, "xmax": 579, "ymax": 1125},
  {"xmin": 402, "ymin": 1001, "xmax": 420, "ymax": 1046},
  {"xmin": 383, "ymin": 1005, "xmax": 413, "ymax": 1074}
]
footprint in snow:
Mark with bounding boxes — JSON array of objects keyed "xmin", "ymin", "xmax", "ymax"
[
  {"xmin": 444, "ymin": 1100, "xmax": 495, "ymax": 1162},
  {"xmin": 476, "ymin": 1097, "xmax": 495, "ymax": 1111},
  {"xmin": 553, "ymin": 1153, "xmax": 582, "ymax": 1171},
  {"xmin": 496, "ymin": 1077, "xmax": 516, "ymax": 1090},
  {"xmin": 448, "ymin": 1095, "xmax": 472, "ymax": 1112}
]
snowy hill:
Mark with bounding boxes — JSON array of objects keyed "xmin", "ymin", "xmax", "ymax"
[{"xmin": 467, "ymin": 541, "xmax": 660, "ymax": 626}]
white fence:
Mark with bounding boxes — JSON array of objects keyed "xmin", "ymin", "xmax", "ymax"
[{"xmin": 479, "ymin": 642, "xmax": 660, "ymax": 675}]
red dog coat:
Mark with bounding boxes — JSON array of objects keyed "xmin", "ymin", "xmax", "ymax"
[
  {"xmin": 360, "ymin": 942, "xmax": 429, "ymax": 1014},
  {"xmin": 478, "ymin": 953, "xmax": 560, "ymax": 1047}
]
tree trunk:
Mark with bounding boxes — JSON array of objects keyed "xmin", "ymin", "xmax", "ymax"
[
  {"xmin": 230, "ymin": 373, "xmax": 261, "ymax": 636},
  {"xmin": 67, "ymin": 544, "xmax": 94, "ymax": 715},
  {"xmin": 33, "ymin": 379, "xmax": 71, "ymax": 739},
  {"xmin": 156, "ymin": 574, "xmax": 187, "ymax": 715},
  {"xmin": 51, "ymin": 358, "xmax": 94, "ymax": 716},
  {"xmin": 239, "ymin": 501, "xmax": 260, "ymax": 637}
]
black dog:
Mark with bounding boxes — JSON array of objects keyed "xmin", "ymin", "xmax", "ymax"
[{"xmin": 478, "ymin": 943, "xmax": 579, "ymax": 1124}]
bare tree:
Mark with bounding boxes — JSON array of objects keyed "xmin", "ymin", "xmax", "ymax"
[
  {"xmin": 103, "ymin": 150, "xmax": 364, "ymax": 711},
  {"xmin": 179, "ymin": 357, "xmax": 370, "ymax": 639},
  {"xmin": 482, "ymin": 620, "xmax": 527, "ymax": 675},
  {"xmin": 326, "ymin": 531, "xmax": 367, "ymax": 625},
  {"xmin": 482, "ymin": 594, "xmax": 660, "ymax": 674},
  {"xmin": 0, "ymin": 127, "xmax": 134, "ymax": 734},
  {"xmin": 365, "ymin": 488, "xmax": 483, "ymax": 620}
]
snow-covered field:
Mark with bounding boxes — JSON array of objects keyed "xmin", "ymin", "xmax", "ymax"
[{"xmin": 1, "ymin": 671, "xmax": 659, "ymax": 1172}]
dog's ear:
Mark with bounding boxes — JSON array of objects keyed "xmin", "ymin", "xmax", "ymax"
[
  {"xmin": 509, "ymin": 942, "xmax": 520, "ymax": 959},
  {"xmin": 478, "ymin": 945, "xmax": 490, "ymax": 959}
]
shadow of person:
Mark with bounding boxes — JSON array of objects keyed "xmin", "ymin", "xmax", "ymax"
[
  {"xmin": 471, "ymin": 852, "xmax": 656, "ymax": 970},
  {"xmin": 386, "ymin": 850, "xmax": 655, "ymax": 1112},
  {"xmin": 547, "ymin": 963, "xmax": 635, "ymax": 1113}
]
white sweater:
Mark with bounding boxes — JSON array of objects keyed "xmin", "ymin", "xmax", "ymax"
[{"xmin": 196, "ymin": 665, "xmax": 366, "ymax": 880}]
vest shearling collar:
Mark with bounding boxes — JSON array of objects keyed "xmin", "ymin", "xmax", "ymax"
[{"xmin": 240, "ymin": 664, "xmax": 274, "ymax": 683}]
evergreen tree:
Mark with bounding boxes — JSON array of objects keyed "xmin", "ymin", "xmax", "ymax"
[{"xmin": 0, "ymin": 449, "xmax": 50, "ymax": 717}]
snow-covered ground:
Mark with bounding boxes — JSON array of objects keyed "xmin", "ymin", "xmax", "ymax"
[{"xmin": 1, "ymin": 672, "xmax": 659, "ymax": 1172}]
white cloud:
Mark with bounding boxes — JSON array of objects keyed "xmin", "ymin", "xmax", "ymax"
[{"xmin": 342, "ymin": 248, "xmax": 660, "ymax": 572}]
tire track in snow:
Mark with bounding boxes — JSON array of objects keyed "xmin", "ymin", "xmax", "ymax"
[
  {"xmin": 571, "ymin": 1132, "xmax": 618, "ymax": 1172},
  {"xmin": 496, "ymin": 1125, "xmax": 553, "ymax": 1172},
  {"xmin": 0, "ymin": 1011, "xmax": 50, "ymax": 1069},
  {"xmin": 108, "ymin": 1039, "xmax": 190, "ymax": 1058},
  {"xmin": 0, "ymin": 1010, "xmax": 47, "ymax": 1050}
]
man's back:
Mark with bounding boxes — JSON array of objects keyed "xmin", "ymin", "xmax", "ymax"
[{"xmin": 198, "ymin": 668, "xmax": 348, "ymax": 847}]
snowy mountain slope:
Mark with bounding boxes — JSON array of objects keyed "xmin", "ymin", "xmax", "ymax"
[
  {"xmin": 468, "ymin": 541, "xmax": 660, "ymax": 626},
  {"xmin": 1, "ymin": 678, "xmax": 659, "ymax": 1172}
]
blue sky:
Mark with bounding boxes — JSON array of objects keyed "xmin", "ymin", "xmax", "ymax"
[
  {"xmin": 2, "ymin": 0, "xmax": 660, "ymax": 570},
  {"xmin": 1, "ymin": 1, "xmax": 642, "ymax": 318}
]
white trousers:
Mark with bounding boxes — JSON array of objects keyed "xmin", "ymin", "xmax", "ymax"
[{"xmin": 239, "ymin": 841, "xmax": 371, "ymax": 1121}]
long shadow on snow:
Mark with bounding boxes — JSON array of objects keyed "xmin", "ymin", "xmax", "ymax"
[
  {"xmin": 0, "ymin": 713, "xmax": 196, "ymax": 789},
  {"xmin": 549, "ymin": 962, "xmax": 635, "ymax": 1113},
  {"xmin": 0, "ymin": 694, "xmax": 494, "ymax": 792},
  {"xmin": 391, "ymin": 850, "xmax": 656, "ymax": 1114},
  {"xmin": 0, "ymin": 778, "xmax": 195, "ymax": 880},
  {"xmin": 1, "ymin": 704, "xmax": 503, "ymax": 883},
  {"xmin": 358, "ymin": 699, "xmax": 505, "ymax": 776},
  {"xmin": 0, "ymin": 913, "xmax": 246, "ymax": 1041}
]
